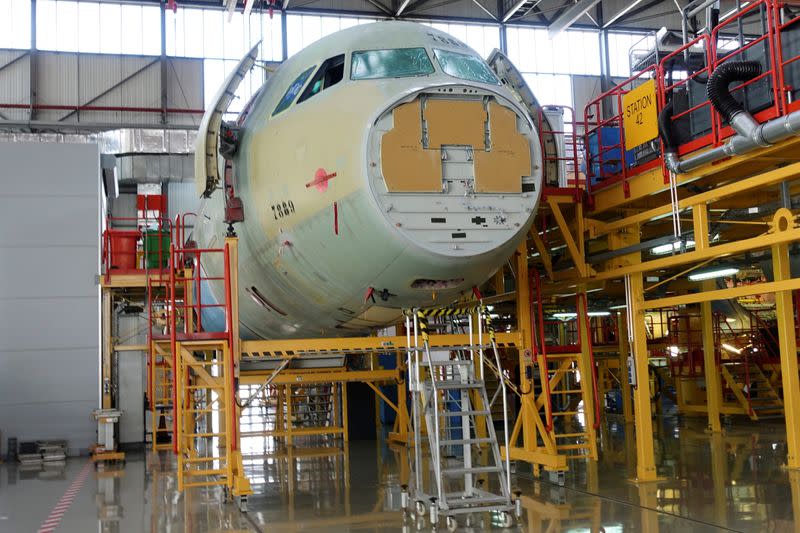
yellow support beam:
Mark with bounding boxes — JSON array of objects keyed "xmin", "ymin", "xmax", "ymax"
[
  {"xmin": 629, "ymin": 273, "xmax": 660, "ymax": 482},
  {"xmin": 773, "ymin": 242, "xmax": 800, "ymax": 469},
  {"xmin": 701, "ymin": 281, "xmax": 722, "ymax": 433},
  {"xmin": 642, "ymin": 277, "xmax": 800, "ymax": 309},
  {"xmin": 241, "ymin": 331, "xmax": 521, "ymax": 356}
]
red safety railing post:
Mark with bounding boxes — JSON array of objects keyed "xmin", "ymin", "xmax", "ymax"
[{"xmin": 169, "ymin": 243, "xmax": 178, "ymax": 454}]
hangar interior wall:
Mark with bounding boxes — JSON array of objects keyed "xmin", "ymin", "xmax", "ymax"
[{"xmin": 0, "ymin": 142, "xmax": 100, "ymax": 456}]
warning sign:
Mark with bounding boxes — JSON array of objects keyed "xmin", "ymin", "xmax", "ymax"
[{"xmin": 622, "ymin": 79, "xmax": 658, "ymax": 150}]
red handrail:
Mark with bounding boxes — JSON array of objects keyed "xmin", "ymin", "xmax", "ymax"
[
  {"xmin": 710, "ymin": 0, "xmax": 782, "ymax": 144},
  {"xmin": 536, "ymin": 104, "xmax": 583, "ymax": 190},
  {"xmin": 583, "ymin": 65, "xmax": 659, "ymax": 195},
  {"xmin": 223, "ymin": 242, "xmax": 238, "ymax": 450},
  {"xmin": 169, "ymin": 243, "xmax": 178, "ymax": 455}
]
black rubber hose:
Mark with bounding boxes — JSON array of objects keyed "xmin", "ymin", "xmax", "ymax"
[
  {"xmin": 706, "ymin": 60, "xmax": 762, "ymax": 122},
  {"xmin": 658, "ymin": 99, "xmax": 677, "ymax": 153}
]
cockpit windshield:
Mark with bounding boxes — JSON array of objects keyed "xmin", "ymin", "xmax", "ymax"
[
  {"xmin": 433, "ymin": 48, "xmax": 499, "ymax": 85},
  {"xmin": 351, "ymin": 48, "xmax": 435, "ymax": 80}
]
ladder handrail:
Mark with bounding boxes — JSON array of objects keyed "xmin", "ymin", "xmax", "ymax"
[
  {"xmin": 419, "ymin": 337, "xmax": 444, "ymax": 502},
  {"xmin": 483, "ymin": 307, "xmax": 511, "ymax": 500}
]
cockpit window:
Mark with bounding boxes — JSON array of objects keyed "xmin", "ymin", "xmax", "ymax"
[
  {"xmin": 297, "ymin": 54, "xmax": 345, "ymax": 104},
  {"xmin": 351, "ymin": 48, "xmax": 435, "ymax": 80},
  {"xmin": 433, "ymin": 49, "xmax": 499, "ymax": 85},
  {"xmin": 272, "ymin": 66, "xmax": 315, "ymax": 116}
]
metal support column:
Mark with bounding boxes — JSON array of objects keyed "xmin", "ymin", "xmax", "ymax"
[
  {"xmin": 101, "ymin": 288, "xmax": 113, "ymax": 410},
  {"xmin": 701, "ymin": 281, "xmax": 722, "ymax": 433},
  {"xmin": 576, "ymin": 291, "xmax": 598, "ymax": 460},
  {"xmin": 772, "ymin": 242, "xmax": 800, "ymax": 469},
  {"xmin": 617, "ymin": 311, "xmax": 633, "ymax": 423},
  {"xmin": 515, "ymin": 242, "xmax": 533, "ymax": 452},
  {"xmin": 628, "ymin": 273, "xmax": 660, "ymax": 481}
]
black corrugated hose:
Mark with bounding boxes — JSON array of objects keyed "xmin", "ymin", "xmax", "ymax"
[
  {"xmin": 706, "ymin": 60, "xmax": 762, "ymax": 122},
  {"xmin": 658, "ymin": 99, "xmax": 677, "ymax": 153}
]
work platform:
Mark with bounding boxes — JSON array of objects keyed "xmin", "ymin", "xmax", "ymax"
[{"xmin": 93, "ymin": 1, "xmax": 800, "ymax": 517}]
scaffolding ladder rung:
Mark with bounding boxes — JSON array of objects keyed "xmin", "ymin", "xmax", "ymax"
[
  {"xmin": 183, "ymin": 481, "xmax": 227, "ymax": 488},
  {"xmin": 183, "ymin": 456, "xmax": 226, "ymax": 463},
  {"xmin": 557, "ymin": 443, "xmax": 591, "ymax": 451},
  {"xmin": 440, "ymin": 437, "xmax": 494, "ymax": 445},
  {"xmin": 184, "ymin": 469, "xmax": 228, "ymax": 476},
  {"xmin": 443, "ymin": 466, "xmax": 502, "ymax": 475},
  {"xmin": 440, "ymin": 410, "xmax": 490, "ymax": 417}
]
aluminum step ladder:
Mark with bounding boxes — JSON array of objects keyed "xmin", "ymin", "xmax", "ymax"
[{"xmin": 403, "ymin": 305, "xmax": 517, "ymax": 530}]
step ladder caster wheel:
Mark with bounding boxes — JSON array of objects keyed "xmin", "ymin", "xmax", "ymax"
[
  {"xmin": 501, "ymin": 511, "xmax": 514, "ymax": 528},
  {"xmin": 446, "ymin": 516, "xmax": 458, "ymax": 532},
  {"xmin": 415, "ymin": 500, "xmax": 427, "ymax": 517},
  {"xmin": 429, "ymin": 498, "xmax": 439, "ymax": 526}
]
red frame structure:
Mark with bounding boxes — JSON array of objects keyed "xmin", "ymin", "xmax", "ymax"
[{"xmin": 583, "ymin": 0, "xmax": 800, "ymax": 202}]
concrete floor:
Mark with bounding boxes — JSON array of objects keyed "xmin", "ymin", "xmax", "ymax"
[{"xmin": 0, "ymin": 414, "xmax": 797, "ymax": 532}]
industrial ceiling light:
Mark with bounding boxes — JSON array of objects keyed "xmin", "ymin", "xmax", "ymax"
[
  {"xmin": 609, "ymin": 304, "xmax": 627, "ymax": 310},
  {"xmin": 553, "ymin": 312, "xmax": 577, "ymax": 320},
  {"xmin": 688, "ymin": 267, "xmax": 739, "ymax": 281},
  {"xmin": 552, "ymin": 311, "xmax": 611, "ymax": 320},
  {"xmin": 668, "ymin": 345, "xmax": 680, "ymax": 357},
  {"xmin": 721, "ymin": 343, "xmax": 742, "ymax": 355},
  {"xmin": 651, "ymin": 240, "xmax": 695, "ymax": 255}
]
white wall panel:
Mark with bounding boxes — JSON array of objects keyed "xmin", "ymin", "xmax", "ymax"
[
  {"xmin": 0, "ymin": 50, "xmax": 31, "ymax": 121},
  {"xmin": 0, "ymin": 142, "xmax": 100, "ymax": 456}
]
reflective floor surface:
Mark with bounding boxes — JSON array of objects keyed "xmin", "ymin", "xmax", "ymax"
[{"xmin": 0, "ymin": 414, "xmax": 797, "ymax": 532}]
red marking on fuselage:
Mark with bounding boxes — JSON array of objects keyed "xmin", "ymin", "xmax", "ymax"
[
  {"xmin": 333, "ymin": 202, "xmax": 339, "ymax": 235},
  {"xmin": 306, "ymin": 168, "xmax": 337, "ymax": 192}
]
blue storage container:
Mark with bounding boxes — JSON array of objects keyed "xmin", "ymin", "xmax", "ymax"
[{"xmin": 585, "ymin": 127, "xmax": 636, "ymax": 183}]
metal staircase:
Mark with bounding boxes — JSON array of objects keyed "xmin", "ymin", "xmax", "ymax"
[
  {"xmin": 148, "ymin": 277, "xmax": 175, "ymax": 451},
  {"xmin": 529, "ymin": 271, "xmax": 599, "ymax": 463},
  {"xmin": 721, "ymin": 359, "xmax": 783, "ymax": 420},
  {"xmin": 146, "ymin": 236, "xmax": 252, "ymax": 509},
  {"xmin": 404, "ymin": 306, "xmax": 516, "ymax": 529}
]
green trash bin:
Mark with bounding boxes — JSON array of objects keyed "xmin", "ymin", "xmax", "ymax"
[{"xmin": 143, "ymin": 229, "xmax": 171, "ymax": 269}]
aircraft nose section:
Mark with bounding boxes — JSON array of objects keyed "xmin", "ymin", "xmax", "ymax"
[{"xmin": 368, "ymin": 90, "xmax": 543, "ymax": 258}]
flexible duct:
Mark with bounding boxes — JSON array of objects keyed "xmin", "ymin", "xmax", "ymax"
[
  {"xmin": 660, "ymin": 58, "xmax": 800, "ymax": 173},
  {"xmin": 706, "ymin": 61, "xmax": 761, "ymax": 122}
]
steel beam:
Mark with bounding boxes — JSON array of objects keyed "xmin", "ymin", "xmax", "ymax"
[
  {"xmin": 602, "ymin": 0, "xmax": 647, "ymax": 28},
  {"xmin": 548, "ymin": 0, "xmax": 601, "ymax": 39},
  {"xmin": 772, "ymin": 241, "xmax": 800, "ymax": 469},
  {"xmin": 701, "ymin": 280, "xmax": 722, "ymax": 433},
  {"xmin": 617, "ymin": 312, "xmax": 633, "ymax": 423},
  {"xmin": 502, "ymin": 0, "xmax": 540, "ymax": 22},
  {"xmin": 395, "ymin": 0, "xmax": 412, "ymax": 15},
  {"xmin": 642, "ymin": 277, "xmax": 800, "ymax": 309},
  {"xmin": 628, "ymin": 273, "xmax": 660, "ymax": 481}
]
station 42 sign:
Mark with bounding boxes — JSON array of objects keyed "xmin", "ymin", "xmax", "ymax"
[{"xmin": 622, "ymin": 79, "xmax": 658, "ymax": 150}]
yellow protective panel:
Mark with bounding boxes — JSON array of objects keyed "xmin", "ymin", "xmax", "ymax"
[
  {"xmin": 381, "ymin": 101, "xmax": 442, "ymax": 192},
  {"xmin": 474, "ymin": 102, "xmax": 530, "ymax": 193},
  {"xmin": 425, "ymin": 100, "xmax": 487, "ymax": 149},
  {"xmin": 622, "ymin": 79, "xmax": 658, "ymax": 150}
]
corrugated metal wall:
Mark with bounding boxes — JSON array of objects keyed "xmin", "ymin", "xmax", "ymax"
[
  {"xmin": 0, "ymin": 142, "xmax": 100, "ymax": 456},
  {"xmin": 0, "ymin": 49, "xmax": 203, "ymax": 127}
]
